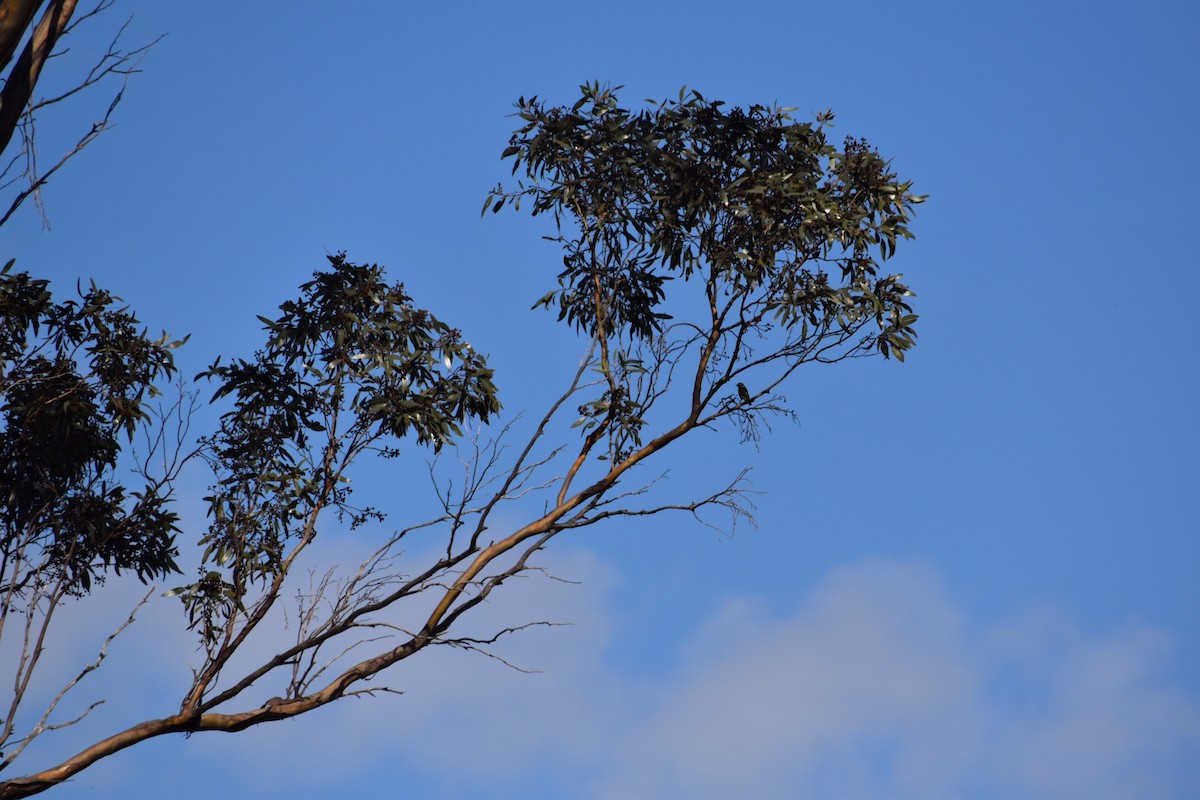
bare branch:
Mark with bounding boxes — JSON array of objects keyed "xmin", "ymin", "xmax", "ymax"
[
  {"xmin": 0, "ymin": 1, "xmax": 162, "ymax": 228},
  {"xmin": 439, "ymin": 620, "xmax": 568, "ymax": 674},
  {"xmin": 0, "ymin": 588, "xmax": 151, "ymax": 771}
]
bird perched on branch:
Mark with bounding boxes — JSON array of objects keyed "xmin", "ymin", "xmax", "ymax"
[{"xmin": 737, "ymin": 382, "xmax": 751, "ymax": 405}]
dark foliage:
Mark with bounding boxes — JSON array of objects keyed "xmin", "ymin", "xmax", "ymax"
[
  {"xmin": 173, "ymin": 254, "xmax": 502, "ymax": 641},
  {"xmin": 487, "ymin": 83, "xmax": 922, "ymax": 360},
  {"xmin": 0, "ymin": 259, "xmax": 184, "ymax": 596}
]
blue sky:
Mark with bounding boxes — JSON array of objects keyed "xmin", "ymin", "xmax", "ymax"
[{"xmin": 3, "ymin": 1, "xmax": 1198, "ymax": 797}]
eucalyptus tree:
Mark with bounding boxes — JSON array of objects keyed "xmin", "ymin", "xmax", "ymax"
[{"xmin": 0, "ymin": 84, "xmax": 923, "ymax": 797}]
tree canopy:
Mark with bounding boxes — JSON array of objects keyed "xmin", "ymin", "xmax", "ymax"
[
  {"xmin": 490, "ymin": 84, "xmax": 920, "ymax": 363},
  {"xmin": 0, "ymin": 83, "xmax": 923, "ymax": 797},
  {"xmin": 0, "ymin": 261, "xmax": 185, "ymax": 598}
]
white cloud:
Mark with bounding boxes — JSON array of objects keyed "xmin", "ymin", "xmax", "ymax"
[
  {"xmin": 594, "ymin": 562, "xmax": 982, "ymax": 799},
  {"xmin": 593, "ymin": 561, "xmax": 1200, "ymax": 800},
  {"xmin": 17, "ymin": 553, "xmax": 1200, "ymax": 799},
  {"xmin": 984, "ymin": 613, "xmax": 1200, "ymax": 798}
]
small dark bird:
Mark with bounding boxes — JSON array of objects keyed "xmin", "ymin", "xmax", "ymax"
[{"xmin": 737, "ymin": 382, "xmax": 751, "ymax": 405}]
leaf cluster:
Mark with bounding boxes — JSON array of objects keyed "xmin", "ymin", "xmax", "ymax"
[
  {"xmin": 176, "ymin": 255, "xmax": 501, "ymax": 639},
  {"xmin": 487, "ymin": 83, "xmax": 923, "ymax": 359},
  {"xmin": 0, "ymin": 260, "xmax": 185, "ymax": 596}
]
